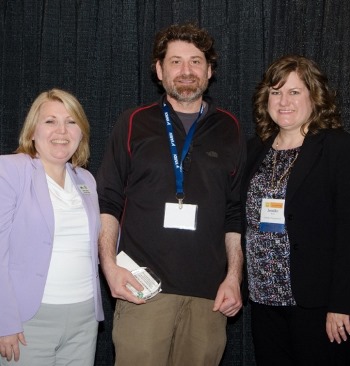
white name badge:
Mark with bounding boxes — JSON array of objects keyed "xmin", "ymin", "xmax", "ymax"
[
  {"xmin": 259, "ymin": 198, "xmax": 285, "ymax": 233},
  {"xmin": 163, "ymin": 202, "xmax": 198, "ymax": 230},
  {"xmin": 78, "ymin": 184, "xmax": 91, "ymax": 194}
]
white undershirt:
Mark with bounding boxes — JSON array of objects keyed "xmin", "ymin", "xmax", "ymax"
[{"xmin": 42, "ymin": 172, "xmax": 93, "ymax": 304}]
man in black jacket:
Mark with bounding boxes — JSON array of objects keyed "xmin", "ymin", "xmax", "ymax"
[{"xmin": 97, "ymin": 22, "xmax": 246, "ymax": 366}]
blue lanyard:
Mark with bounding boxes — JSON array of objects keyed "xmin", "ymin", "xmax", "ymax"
[{"xmin": 162, "ymin": 102, "xmax": 204, "ymax": 205}]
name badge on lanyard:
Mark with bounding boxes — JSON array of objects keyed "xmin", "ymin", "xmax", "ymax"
[
  {"xmin": 162, "ymin": 102, "xmax": 203, "ymax": 231},
  {"xmin": 164, "ymin": 202, "xmax": 197, "ymax": 230},
  {"xmin": 259, "ymin": 198, "xmax": 285, "ymax": 233}
]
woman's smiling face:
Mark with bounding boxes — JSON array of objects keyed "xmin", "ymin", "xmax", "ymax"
[
  {"xmin": 268, "ymin": 71, "xmax": 313, "ymax": 132},
  {"xmin": 32, "ymin": 100, "xmax": 82, "ymax": 168}
]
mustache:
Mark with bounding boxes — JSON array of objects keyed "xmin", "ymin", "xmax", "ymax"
[{"xmin": 174, "ymin": 74, "xmax": 199, "ymax": 82}]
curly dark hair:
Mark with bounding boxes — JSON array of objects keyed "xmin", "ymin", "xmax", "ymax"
[
  {"xmin": 253, "ymin": 55, "xmax": 342, "ymax": 141},
  {"xmin": 151, "ymin": 22, "xmax": 218, "ymax": 77}
]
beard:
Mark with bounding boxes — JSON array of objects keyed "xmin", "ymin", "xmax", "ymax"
[{"xmin": 163, "ymin": 74, "xmax": 209, "ymax": 103}]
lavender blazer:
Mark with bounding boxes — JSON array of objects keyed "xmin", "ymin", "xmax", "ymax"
[{"xmin": 0, "ymin": 153, "xmax": 104, "ymax": 337}]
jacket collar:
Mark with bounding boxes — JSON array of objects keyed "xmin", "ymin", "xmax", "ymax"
[
  {"xmin": 245, "ymin": 130, "xmax": 326, "ymax": 205},
  {"xmin": 285, "ymin": 130, "xmax": 326, "ymax": 204},
  {"xmin": 31, "ymin": 158, "xmax": 55, "ymax": 237}
]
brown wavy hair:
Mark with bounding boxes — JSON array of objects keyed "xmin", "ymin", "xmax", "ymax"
[
  {"xmin": 151, "ymin": 22, "xmax": 218, "ymax": 78},
  {"xmin": 16, "ymin": 88, "xmax": 90, "ymax": 167},
  {"xmin": 253, "ymin": 55, "xmax": 342, "ymax": 141}
]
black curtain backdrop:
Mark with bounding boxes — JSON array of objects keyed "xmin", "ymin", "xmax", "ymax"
[{"xmin": 1, "ymin": 1, "xmax": 350, "ymax": 365}]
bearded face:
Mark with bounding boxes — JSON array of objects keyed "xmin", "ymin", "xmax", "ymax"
[
  {"xmin": 156, "ymin": 41, "xmax": 212, "ymax": 105},
  {"xmin": 162, "ymin": 73, "xmax": 209, "ymax": 103}
]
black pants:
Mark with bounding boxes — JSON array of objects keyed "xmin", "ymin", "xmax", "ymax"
[{"xmin": 250, "ymin": 301, "xmax": 350, "ymax": 366}]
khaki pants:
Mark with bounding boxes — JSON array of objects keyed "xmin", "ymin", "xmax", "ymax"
[{"xmin": 113, "ymin": 293, "xmax": 227, "ymax": 366}]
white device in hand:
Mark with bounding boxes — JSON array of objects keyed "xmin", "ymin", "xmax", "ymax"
[
  {"xmin": 126, "ymin": 267, "xmax": 162, "ymax": 300},
  {"xmin": 117, "ymin": 251, "xmax": 162, "ymax": 300}
]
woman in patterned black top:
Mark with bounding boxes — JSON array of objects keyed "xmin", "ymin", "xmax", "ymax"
[{"xmin": 242, "ymin": 55, "xmax": 350, "ymax": 365}]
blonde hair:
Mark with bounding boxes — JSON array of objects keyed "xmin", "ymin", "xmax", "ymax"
[{"xmin": 16, "ymin": 89, "xmax": 90, "ymax": 167}]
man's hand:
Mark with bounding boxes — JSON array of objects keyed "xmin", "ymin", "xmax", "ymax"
[
  {"xmin": 104, "ymin": 263, "xmax": 146, "ymax": 304},
  {"xmin": 98, "ymin": 214, "xmax": 145, "ymax": 304},
  {"xmin": 213, "ymin": 232, "xmax": 243, "ymax": 316},
  {"xmin": 213, "ymin": 277, "xmax": 242, "ymax": 317}
]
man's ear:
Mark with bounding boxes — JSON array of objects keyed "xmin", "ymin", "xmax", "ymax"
[
  {"xmin": 156, "ymin": 60, "xmax": 163, "ymax": 81},
  {"xmin": 207, "ymin": 64, "xmax": 212, "ymax": 80}
]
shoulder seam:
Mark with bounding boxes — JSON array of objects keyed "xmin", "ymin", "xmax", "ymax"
[
  {"xmin": 127, "ymin": 103, "xmax": 158, "ymax": 155},
  {"xmin": 216, "ymin": 108, "xmax": 240, "ymax": 130}
]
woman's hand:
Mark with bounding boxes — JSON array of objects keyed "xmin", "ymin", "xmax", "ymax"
[
  {"xmin": 0, "ymin": 333, "xmax": 26, "ymax": 361},
  {"xmin": 326, "ymin": 312, "xmax": 350, "ymax": 344}
]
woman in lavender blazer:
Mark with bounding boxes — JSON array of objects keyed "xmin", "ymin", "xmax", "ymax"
[{"xmin": 0, "ymin": 89, "xmax": 103, "ymax": 366}]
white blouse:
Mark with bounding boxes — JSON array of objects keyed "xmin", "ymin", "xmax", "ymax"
[{"xmin": 42, "ymin": 172, "xmax": 93, "ymax": 304}]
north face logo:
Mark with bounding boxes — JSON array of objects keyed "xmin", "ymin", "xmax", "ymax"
[{"xmin": 206, "ymin": 151, "xmax": 218, "ymax": 158}]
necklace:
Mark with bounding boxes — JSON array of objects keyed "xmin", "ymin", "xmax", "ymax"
[
  {"xmin": 270, "ymin": 149, "xmax": 299, "ymax": 195},
  {"xmin": 274, "ymin": 135, "xmax": 304, "ymax": 150}
]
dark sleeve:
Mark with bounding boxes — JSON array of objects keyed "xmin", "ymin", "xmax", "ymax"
[
  {"xmin": 96, "ymin": 111, "xmax": 130, "ymax": 221},
  {"xmin": 327, "ymin": 131, "xmax": 350, "ymax": 314},
  {"xmin": 224, "ymin": 122, "xmax": 247, "ymax": 234}
]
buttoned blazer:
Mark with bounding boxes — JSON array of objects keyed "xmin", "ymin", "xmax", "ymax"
[
  {"xmin": 0, "ymin": 153, "xmax": 104, "ymax": 337},
  {"xmin": 241, "ymin": 129, "xmax": 350, "ymax": 314}
]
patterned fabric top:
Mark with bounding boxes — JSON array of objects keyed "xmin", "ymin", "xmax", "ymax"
[{"xmin": 246, "ymin": 146, "xmax": 300, "ymax": 306}]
